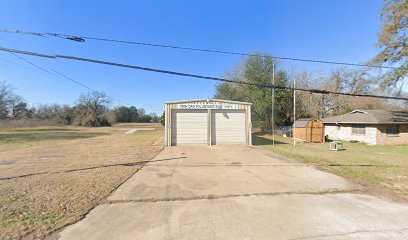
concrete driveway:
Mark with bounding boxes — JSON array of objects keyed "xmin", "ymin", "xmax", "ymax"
[{"xmin": 58, "ymin": 146, "xmax": 408, "ymax": 239}]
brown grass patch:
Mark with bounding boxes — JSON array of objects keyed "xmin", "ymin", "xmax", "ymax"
[{"xmin": 0, "ymin": 124, "xmax": 163, "ymax": 239}]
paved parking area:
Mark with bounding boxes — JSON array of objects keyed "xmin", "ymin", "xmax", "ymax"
[{"xmin": 58, "ymin": 146, "xmax": 408, "ymax": 239}]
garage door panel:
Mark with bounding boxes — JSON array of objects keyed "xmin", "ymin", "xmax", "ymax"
[
  {"xmin": 214, "ymin": 118, "xmax": 245, "ymax": 122},
  {"xmin": 171, "ymin": 110, "xmax": 208, "ymax": 145},
  {"xmin": 175, "ymin": 130, "xmax": 207, "ymax": 135},
  {"xmin": 211, "ymin": 110, "xmax": 246, "ymax": 145},
  {"xmin": 214, "ymin": 132, "xmax": 246, "ymax": 135},
  {"xmin": 213, "ymin": 124, "xmax": 245, "ymax": 128}
]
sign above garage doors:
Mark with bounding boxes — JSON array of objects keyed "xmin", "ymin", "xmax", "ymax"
[{"xmin": 177, "ymin": 104, "xmax": 240, "ymax": 109}]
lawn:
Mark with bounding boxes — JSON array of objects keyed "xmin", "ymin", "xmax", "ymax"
[
  {"xmin": 0, "ymin": 126, "xmax": 111, "ymax": 152},
  {"xmin": 253, "ymin": 134, "xmax": 408, "ymax": 201},
  {"xmin": 0, "ymin": 124, "xmax": 164, "ymax": 239}
]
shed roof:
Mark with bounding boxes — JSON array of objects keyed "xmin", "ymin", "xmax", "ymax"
[
  {"xmin": 293, "ymin": 118, "xmax": 314, "ymax": 128},
  {"xmin": 165, "ymin": 98, "xmax": 252, "ymax": 105},
  {"xmin": 322, "ymin": 110, "xmax": 408, "ymax": 124}
]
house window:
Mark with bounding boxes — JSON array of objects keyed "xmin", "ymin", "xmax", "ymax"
[
  {"xmin": 351, "ymin": 124, "xmax": 366, "ymax": 135},
  {"xmin": 386, "ymin": 125, "xmax": 399, "ymax": 136},
  {"xmin": 336, "ymin": 125, "xmax": 341, "ymax": 131}
]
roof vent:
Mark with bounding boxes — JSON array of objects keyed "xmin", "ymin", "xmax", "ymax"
[{"xmin": 350, "ymin": 110, "xmax": 367, "ymax": 114}]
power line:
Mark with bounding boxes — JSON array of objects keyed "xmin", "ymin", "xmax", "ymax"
[
  {"xmin": 0, "ymin": 55, "xmax": 43, "ymax": 73},
  {"xmin": 1, "ymin": 46, "xmax": 407, "ymax": 101},
  {"xmin": 11, "ymin": 52, "xmax": 55, "ymax": 75},
  {"xmin": 8, "ymin": 53, "xmax": 163, "ymax": 111},
  {"xmin": 51, "ymin": 69, "xmax": 133, "ymax": 107},
  {"xmin": 8, "ymin": 52, "xmax": 162, "ymax": 110},
  {"xmin": 0, "ymin": 28, "xmax": 398, "ymax": 70}
]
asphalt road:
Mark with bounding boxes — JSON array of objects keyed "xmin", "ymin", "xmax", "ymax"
[{"xmin": 58, "ymin": 146, "xmax": 408, "ymax": 239}]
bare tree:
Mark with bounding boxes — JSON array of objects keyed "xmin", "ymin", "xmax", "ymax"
[
  {"xmin": 73, "ymin": 92, "xmax": 112, "ymax": 127},
  {"xmin": 295, "ymin": 68, "xmax": 389, "ymax": 118},
  {"xmin": 0, "ymin": 81, "xmax": 20, "ymax": 118},
  {"xmin": 54, "ymin": 104, "xmax": 75, "ymax": 125}
]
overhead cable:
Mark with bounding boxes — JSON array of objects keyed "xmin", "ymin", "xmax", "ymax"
[
  {"xmin": 8, "ymin": 52, "xmax": 161, "ymax": 110},
  {"xmin": 0, "ymin": 29, "xmax": 398, "ymax": 70},
  {"xmin": 1, "ymin": 46, "xmax": 407, "ymax": 101}
]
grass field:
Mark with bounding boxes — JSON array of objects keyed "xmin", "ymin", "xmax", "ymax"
[
  {"xmin": 253, "ymin": 134, "xmax": 408, "ymax": 201},
  {"xmin": 0, "ymin": 123, "xmax": 164, "ymax": 239},
  {"xmin": 0, "ymin": 126, "xmax": 110, "ymax": 152}
]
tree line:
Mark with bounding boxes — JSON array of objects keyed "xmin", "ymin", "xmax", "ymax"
[
  {"xmin": 215, "ymin": 54, "xmax": 407, "ymax": 133},
  {"xmin": 0, "ymin": 82, "xmax": 161, "ymax": 127},
  {"xmin": 214, "ymin": 0, "xmax": 408, "ymax": 133}
]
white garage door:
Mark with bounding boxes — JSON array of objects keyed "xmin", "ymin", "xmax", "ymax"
[
  {"xmin": 171, "ymin": 109, "xmax": 208, "ymax": 145},
  {"xmin": 211, "ymin": 109, "xmax": 246, "ymax": 144}
]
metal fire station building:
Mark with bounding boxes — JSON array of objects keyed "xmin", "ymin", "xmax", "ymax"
[{"xmin": 164, "ymin": 99, "xmax": 252, "ymax": 146}]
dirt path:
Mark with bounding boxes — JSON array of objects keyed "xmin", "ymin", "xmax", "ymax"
[
  {"xmin": 0, "ymin": 128, "xmax": 163, "ymax": 240},
  {"xmin": 124, "ymin": 128, "xmax": 156, "ymax": 134}
]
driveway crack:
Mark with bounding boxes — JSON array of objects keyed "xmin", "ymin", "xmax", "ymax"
[{"xmin": 103, "ymin": 188, "xmax": 362, "ymax": 204}]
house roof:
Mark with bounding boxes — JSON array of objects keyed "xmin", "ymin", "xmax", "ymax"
[
  {"xmin": 165, "ymin": 99, "xmax": 252, "ymax": 105},
  {"xmin": 322, "ymin": 110, "xmax": 408, "ymax": 124}
]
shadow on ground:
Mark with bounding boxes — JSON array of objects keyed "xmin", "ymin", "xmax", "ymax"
[
  {"xmin": 0, "ymin": 157, "xmax": 187, "ymax": 180},
  {"xmin": 252, "ymin": 133, "xmax": 288, "ymax": 145}
]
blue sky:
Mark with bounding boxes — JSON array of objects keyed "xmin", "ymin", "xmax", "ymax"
[{"xmin": 0, "ymin": 0, "xmax": 384, "ymax": 114}]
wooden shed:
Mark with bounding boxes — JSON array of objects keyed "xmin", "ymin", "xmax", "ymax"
[{"xmin": 293, "ymin": 118, "xmax": 324, "ymax": 143}]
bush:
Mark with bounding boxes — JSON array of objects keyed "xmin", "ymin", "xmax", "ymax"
[
  {"xmin": 73, "ymin": 114, "xmax": 111, "ymax": 127},
  {"xmin": 0, "ymin": 119, "xmax": 61, "ymax": 128},
  {"xmin": 160, "ymin": 111, "xmax": 165, "ymax": 126},
  {"xmin": 139, "ymin": 115, "xmax": 152, "ymax": 123},
  {"xmin": 115, "ymin": 106, "xmax": 138, "ymax": 122}
]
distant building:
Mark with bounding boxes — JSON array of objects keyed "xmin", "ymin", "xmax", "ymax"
[
  {"xmin": 322, "ymin": 110, "xmax": 408, "ymax": 145},
  {"xmin": 293, "ymin": 118, "xmax": 324, "ymax": 143},
  {"xmin": 6, "ymin": 114, "xmax": 15, "ymax": 119}
]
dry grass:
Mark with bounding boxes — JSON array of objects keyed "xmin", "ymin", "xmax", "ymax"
[
  {"xmin": 0, "ymin": 119, "xmax": 61, "ymax": 128},
  {"xmin": 0, "ymin": 126, "xmax": 111, "ymax": 152},
  {"xmin": 0, "ymin": 124, "xmax": 164, "ymax": 239},
  {"xmin": 253, "ymin": 134, "xmax": 408, "ymax": 201}
]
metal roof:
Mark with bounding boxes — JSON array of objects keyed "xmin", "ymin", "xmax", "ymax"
[
  {"xmin": 165, "ymin": 98, "xmax": 252, "ymax": 105},
  {"xmin": 322, "ymin": 110, "xmax": 408, "ymax": 124}
]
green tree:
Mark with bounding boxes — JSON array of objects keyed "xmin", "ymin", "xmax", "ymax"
[
  {"xmin": 160, "ymin": 111, "xmax": 165, "ymax": 126},
  {"xmin": 215, "ymin": 54, "xmax": 295, "ymax": 133},
  {"xmin": 139, "ymin": 115, "xmax": 152, "ymax": 123},
  {"xmin": 372, "ymin": 0, "xmax": 407, "ymax": 87},
  {"xmin": 115, "ymin": 106, "xmax": 139, "ymax": 122},
  {"xmin": 13, "ymin": 101, "xmax": 31, "ymax": 118}
]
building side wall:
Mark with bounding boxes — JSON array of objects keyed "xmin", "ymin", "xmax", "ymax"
[
  {"xmin": 325, "ymin": 124, "xmax": 377, "ymax": 145},
  {"xmin": 376, "ymin": 124, "xmax": 408, "ymax": 145},
  {"xmin": 294, "ymin": 128, "xmax": 308, "ymax": 141},
  {"xmin": 325, "ymin": 125, "xmax": 341, "ymax": 140}
]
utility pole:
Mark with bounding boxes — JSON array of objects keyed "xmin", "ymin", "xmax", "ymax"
[
  {"xmin": 272, "ymin": 62, "xmax": 275, "ymax": 146},
  {"xmin": 293, "ymin": 77, "xmax": 296, "ymax": 146}
]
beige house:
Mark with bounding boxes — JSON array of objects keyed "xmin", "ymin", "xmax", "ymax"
[{"xmin": 322, "ymin": 110, "xmax": 408, "ymax": 145}]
